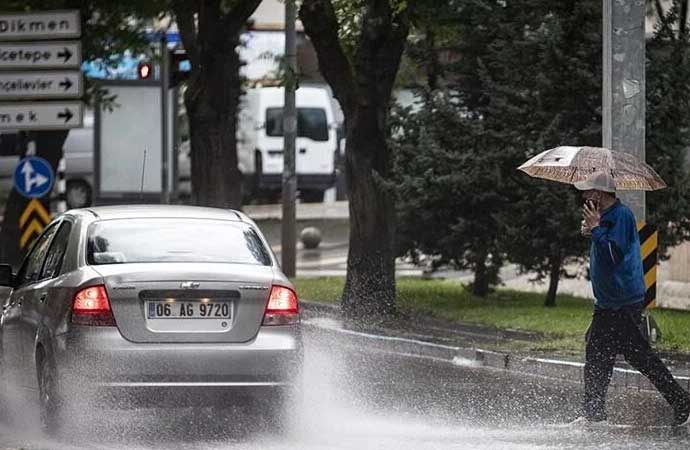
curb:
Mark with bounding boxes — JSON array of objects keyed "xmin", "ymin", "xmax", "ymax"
[{"xmin": 301, "ymin": 300, "xmax": 690, "ymax": 393}]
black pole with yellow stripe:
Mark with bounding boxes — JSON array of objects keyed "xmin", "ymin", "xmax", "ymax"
[{"xmin": 638, "ymin": 223, "xmax": 658, "ymax": 308}]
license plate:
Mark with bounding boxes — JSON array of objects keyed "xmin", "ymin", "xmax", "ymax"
[{"xmin": 146, "ymin": 300, "xmax": 232, "ymax": 319}]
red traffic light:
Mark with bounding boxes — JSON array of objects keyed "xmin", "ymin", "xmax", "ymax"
[{"xmin": 138, "ymin": 62, "xmax": 153, "ymax": 79}]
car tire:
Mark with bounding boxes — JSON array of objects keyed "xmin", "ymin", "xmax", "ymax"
[
  {"xmin": 37, "ymin": 354, "xmax": 62, "ymax": 434},
  {"xmin": 66, "ymin": 180, "xmax": 92, "ymax": 209}
]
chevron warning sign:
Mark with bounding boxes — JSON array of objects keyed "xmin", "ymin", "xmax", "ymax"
[
  {"xmin": 19, "ymin": 198, "xmax": 51, "ymax": 250},
  {"xmin": 637, "ymin": 223, "xmax": 658, "ymax": 308}
]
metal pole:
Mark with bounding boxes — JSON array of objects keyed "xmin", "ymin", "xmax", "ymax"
[
  {"xmin": 160, "ymin": 34, "xmax": 170, "ymax": 204},
  {"xmin": 56, "ymin": 157, "xmax": 66, "ymax": 213},
  {"xmin": 281, "ymin": 0, "xmax": 297, "ymax": 277},
  {"xmin": 603, "ymin": 0, "xmax": 645, "ymax": 221}
]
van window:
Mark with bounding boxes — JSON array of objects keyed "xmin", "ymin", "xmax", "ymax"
[{"xmin": 266, "ymin": 107, "xmax": 329, "ymax": 142}]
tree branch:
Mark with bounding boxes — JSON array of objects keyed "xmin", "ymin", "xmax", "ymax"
[
  {"xmin": 224, "ymin": 0, "xmax": 263, "ymax": 31},
  {"xmin": 299, "ymin": 0, "xmax": 357, "ymax": 114},
  {"xmin": 172, "ymin": 0, "xmax": 201, "ymax": 69},
  {"xmin": 681, "ymin": 0, "xmax": 689, "ymax": 38},
  {"xmin": 354, "ymin": 0, "xmax": 411, "ymax": 105}
]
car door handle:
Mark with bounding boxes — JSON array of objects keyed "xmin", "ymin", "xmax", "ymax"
[
  {"xmin": 299, "ymin": 148, "xmax": 307, "ymax": 154},
  {"xmin": 17, "ymin": 297, "xmax": 23, "ymax": 307},
  {"xmin": 39, "ymin": 294, "xmax": 47, "ymax": 304}
]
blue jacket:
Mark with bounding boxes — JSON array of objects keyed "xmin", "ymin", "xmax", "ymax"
[{"xmin": 590, "ymin": 199, "xmax": 646, "ymax": 309}]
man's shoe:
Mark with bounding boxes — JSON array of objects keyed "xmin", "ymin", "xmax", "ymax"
[{"xmin": 673, "ymin": 401, "xmax": 690, "ymax": 427}]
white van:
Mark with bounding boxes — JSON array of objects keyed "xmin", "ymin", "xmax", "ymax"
[{"xmin": 238, "ymin": 85, "xmax": 338, "ymax": 202}]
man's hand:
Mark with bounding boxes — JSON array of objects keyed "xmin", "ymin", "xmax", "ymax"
[{"xmin": 582, "ymin": 201, "xmax": 600, "ymax": 230}]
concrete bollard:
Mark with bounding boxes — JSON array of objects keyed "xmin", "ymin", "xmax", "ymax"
[{"xmin": 300, "ymin": 226, "xmax": 322, "ymax": 249}]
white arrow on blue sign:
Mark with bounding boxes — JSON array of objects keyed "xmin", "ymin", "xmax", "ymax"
[{"xmin": 13, "ymin": 156, "xmax": 54, "ymax": 198}]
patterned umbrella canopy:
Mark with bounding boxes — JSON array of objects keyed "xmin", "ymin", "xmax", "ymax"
[{"xmin": 517, "ymin": 146, "xmax": 667, "ymax": 191}]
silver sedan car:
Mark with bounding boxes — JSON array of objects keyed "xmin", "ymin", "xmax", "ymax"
[{"xmin": 0, "ymin": 205, "xmax": 302, "ymax": 431}]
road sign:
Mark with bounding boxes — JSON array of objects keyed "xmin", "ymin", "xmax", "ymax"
[
  {"xmin": 0, "ymin": 70, "xmax": 81, "ymax": 99},
  {"xmin": 19, "ymin": 198, "xmax": 51, "ymax": 249},
  {"xmin": 13, "ymin": 155, "xmax": 54, "ymax": 199},
  {"xmin": 0, "ymin": 10, "xmax": 80, "ymax": 41},
  {"xmin": 0, "ymin": 41, "xmax": 81, "ymax": 69},
  {"xmin": 0, "ymin": 101, "xmax": 83, "ymax": 130}
]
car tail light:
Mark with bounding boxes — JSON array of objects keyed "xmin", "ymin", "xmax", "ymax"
[
  {"xmin": 262, "ymin": 285, "xmax": 299, "ymax": 326},
  {"xmin": 71, "ymin": 285, "xmax": 116, "ymax": 326}
]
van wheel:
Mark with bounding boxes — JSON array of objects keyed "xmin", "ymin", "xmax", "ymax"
[
  {"xmin": 37, "ymin": 355, "xmax": 61, "ymax": 434},
  {"xmin": 66, "ymin": 180, "xmax": 92, "ymax": 209},
  {"xmin": 300, "ymin": 189, "xmax": 324, "ymax": 203}
]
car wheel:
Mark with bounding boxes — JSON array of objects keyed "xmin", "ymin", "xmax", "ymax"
[
  {"xmin": 37, "ymin": 355, "xmax": 61, "ymax": 434},
  {"xmin": 66, "ymin": 180, "xmax": 92, "ymax": 209}
]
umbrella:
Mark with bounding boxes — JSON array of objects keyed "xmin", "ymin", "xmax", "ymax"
[{"xmin": 517, "ymin": 146, "xmax": 667, "ymax": 191}]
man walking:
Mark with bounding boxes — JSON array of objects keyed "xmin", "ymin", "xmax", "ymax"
[{"xmin": 575, "ymin": 171, "xmax": 690, "ymax": 426}]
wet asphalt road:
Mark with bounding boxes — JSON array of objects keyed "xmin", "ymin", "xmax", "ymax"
[{"xmin": 0, "ymin": 318, "xmax": 689, "ymax": 450}]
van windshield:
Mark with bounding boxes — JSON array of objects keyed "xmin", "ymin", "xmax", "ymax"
[{"xmin": 266, "ymin": 107, "xmax": 329, "ymax": 141}]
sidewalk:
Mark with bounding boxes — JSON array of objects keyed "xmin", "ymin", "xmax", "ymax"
[{"xmin": 301, "ymin": 300, "xmax": 690, "ymax": 395}]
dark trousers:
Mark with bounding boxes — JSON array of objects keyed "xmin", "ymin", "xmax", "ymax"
[{"xmin": 584, "ymin": 304, "xmax": 690, "ymax": 421}]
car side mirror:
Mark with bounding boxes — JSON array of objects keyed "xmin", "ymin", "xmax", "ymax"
[{"xmin": 0, "ymin": 264, "xmax": 14, "ymax": 288}]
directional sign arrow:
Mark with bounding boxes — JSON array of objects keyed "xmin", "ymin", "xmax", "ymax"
[
  {"xmin": 0, "ymin": 71, "xmax": 83, "ymax": 100},
  {"xmin": 59, "ymin": 77, "xmax": 73, "ymax": 91},
  {"xmin": 20, "ymin": 160, "xmax": 49, "ymax": 194},
  {"xmin": 57, "ymin": 108, "xmax": 73, "ymax": 123},
  {"xmin": 0, "ymin": 102, "xmax": 83, "ymax": 130},
  {"xmin": 57, "ymin": 47, "xmax": 72, "ymax": 63},
  {"xmin": 0, "ymin": 41, "xmax": 82, "ymax": 69}
]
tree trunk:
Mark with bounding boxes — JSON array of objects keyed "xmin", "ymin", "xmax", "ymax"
[
  {"xmin": 425, "ymin": 25, "xmax": 440, "ymax": 92},
  {"xmin": 472, "ymin": 249, "xmax": 490, "ymax": 297},
  {"xmin": 184, "ymin": 32, "xmax": 242, "ymax": 209},
  {"xmin": 544, "ymin": 248, "xmax": 563, "ymax": 307},
  {"xmin": 341, "ymin": 104, "xmax": 397, "ymax": 319},
  {"xmin": 298, "ymin": 0, "xmax": 411, "ymax": 321}
]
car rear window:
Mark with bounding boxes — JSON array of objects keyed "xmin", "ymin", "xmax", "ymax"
[{"xmin": 87, "ymin": 219, "xmax": 272, "ymax": 266}]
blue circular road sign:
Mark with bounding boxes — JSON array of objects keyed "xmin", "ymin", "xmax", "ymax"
[{"xmin": 13, "ymin": 156, "xmax": 55, "ymax": 199}]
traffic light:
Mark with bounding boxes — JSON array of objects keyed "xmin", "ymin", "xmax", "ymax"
[
  {"xmin": 169, "ymin": 50, "xmax": 190, "ymax": 88},
  {"xmin": 138, "ymin": 62, "xmax": 153, "ymax": 80}
]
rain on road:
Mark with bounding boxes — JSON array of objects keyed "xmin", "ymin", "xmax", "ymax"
[{"xmin": 0, "ymin": 316, "xmax": 688, "ymax": 450}]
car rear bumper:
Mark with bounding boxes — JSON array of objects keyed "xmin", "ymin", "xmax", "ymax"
[{"xmin": 54, "ymin": 325, "xmax": 303, "ymax": 402}]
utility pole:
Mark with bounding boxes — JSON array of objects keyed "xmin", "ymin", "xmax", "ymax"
[
  {"xmin": 281, "ymin": 0, "xmax": 297, "ymax": 277},
  {"xmin": 160, "ymin": 34, "xmax": 170, "ymax": 204},
  {"xmin": 603, "ymin": 0, "xmax": 645, "ymax": 221}
]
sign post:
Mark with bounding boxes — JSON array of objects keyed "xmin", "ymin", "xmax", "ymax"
[{"xmin": 0, "ymin": 9, "xmax": 82, "ymax": 266}]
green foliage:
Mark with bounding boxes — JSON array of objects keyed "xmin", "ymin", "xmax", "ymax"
[
  {"xmin": 394, "ymin": 0, "xmax": 601, "ymax": 300},
  {"xmin": 331, "ymin": 0, "xmax": 414, "ymax": 58},
  {"xmin": 481, "ymin": 0, "xmax": 601, "ymax": 292},
  {"xmin": 395, "ymin": 0, "xmax": 690, "ymax": 303},
  {"xmin": 392, "ymin": 95, "xmax": 508, "ymax": 295},
  {"xmin": 332, "ymin": 0, "xmax": 364, "ymax": 55}
]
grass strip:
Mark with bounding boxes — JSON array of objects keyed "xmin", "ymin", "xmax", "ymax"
[{"xmin": 292, "ymin": 276, "xmax": 690, "ymax": 355}]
